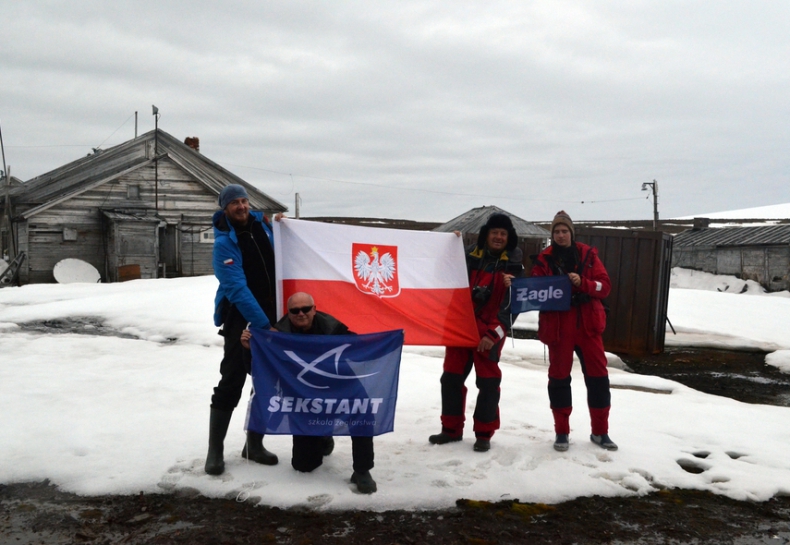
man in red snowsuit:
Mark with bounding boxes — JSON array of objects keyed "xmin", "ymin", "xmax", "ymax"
[
  {"xmin": 531, "ymin": 211, "xmax": 617, "ymax": 452},
  {"xmin": 429, "ymin": 213, "xmax": 523, "ymax": 452}
]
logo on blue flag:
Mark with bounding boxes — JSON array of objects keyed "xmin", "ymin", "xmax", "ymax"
[
  {"xmin": 511, "ymin": 276, "xmax": 572, "ymax": 313},
  {"xmin": 246, "ymin": 329, "xmax": 404, "ymax": 437}
]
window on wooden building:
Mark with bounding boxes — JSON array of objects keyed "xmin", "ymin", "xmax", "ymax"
[{"xmin": 127, "ymin": 185, "xmax": 140, "ymax": 199}]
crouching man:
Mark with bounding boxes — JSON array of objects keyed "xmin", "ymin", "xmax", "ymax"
[{"xmin": 243, "ymin": 292, "xmax": 377, "ymax": 493}]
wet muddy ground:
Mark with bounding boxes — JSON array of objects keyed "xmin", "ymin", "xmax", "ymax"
[
  {"xmin": 4, "ymin": 325, "xmax": 790, "ymax": 543},
  {"xmin": 621, "ymin": 346, "xmax": 790, "ymax": 407},
  {"xmin": 3, "ymin": 481, "xmax": 789, "ymax": 544}
]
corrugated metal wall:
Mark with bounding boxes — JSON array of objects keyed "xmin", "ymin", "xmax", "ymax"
[{"xmin": 576, "ymin": 228, "xmax": 673, "ymax": 356}]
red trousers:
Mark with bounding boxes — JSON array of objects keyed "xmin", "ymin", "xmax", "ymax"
[
  {"xmin": 439, "ymin": 344, "xmax": 503, "ymax": 439},
  {"xmin": 546, "ymin": 308, "xmax": 611, "ymax": 435}
]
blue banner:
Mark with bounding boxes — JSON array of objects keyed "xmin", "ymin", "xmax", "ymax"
[
  {"xmin": 511, "ymin": 276, "xmax": 572, "ymax": 313},
  {"xmin": 246, "ymin": 329, "xmax": 404, "ymax": 437}
]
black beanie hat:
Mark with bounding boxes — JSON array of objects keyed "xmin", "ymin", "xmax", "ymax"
[{"xmin": 477, "ymin": 213, "xmax": 518, "ymax": 252}]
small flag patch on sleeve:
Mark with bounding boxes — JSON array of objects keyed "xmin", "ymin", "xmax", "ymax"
[{"xmin": 223, "ymin": 258, "xmax": 234, "ymax": 265}]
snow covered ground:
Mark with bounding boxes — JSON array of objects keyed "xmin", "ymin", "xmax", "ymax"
[{"xmin": 1, "ymin": 270, "xmax": 789, "ymax": 511}]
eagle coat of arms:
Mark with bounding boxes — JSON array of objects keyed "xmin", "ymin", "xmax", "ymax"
[{"xmin": 352, "ymin": 243, "xmax": 400, "ymax": 297}]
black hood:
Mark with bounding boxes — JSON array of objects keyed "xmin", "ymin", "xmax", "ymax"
[{"xmin": 476, "ymin": 213, "xmax": 518, "ymax": 252}]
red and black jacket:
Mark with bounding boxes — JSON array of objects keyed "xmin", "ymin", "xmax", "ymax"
[{"xmin": 531, "ymin": 242, "xmax": 610, "ymax": 343}]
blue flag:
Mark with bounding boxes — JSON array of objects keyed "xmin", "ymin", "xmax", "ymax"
[
  {"xmin": 511, "ymin": 276, "xmax": 572, "ymax": 313},
  {"xmin": 246, "ymin": 329, "xmax": 404, "ymax": 437}
]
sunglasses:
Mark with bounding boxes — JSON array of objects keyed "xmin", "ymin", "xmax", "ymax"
[{"xmin": 288, "ymin": 305, "xmax": 315, "ymax": 315}]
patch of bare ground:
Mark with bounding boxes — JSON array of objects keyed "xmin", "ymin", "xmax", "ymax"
[
  {"xmin": 620, "ymin": 347, "xmax": 790, "ymax": 407},
  {"xmin": 2, "ymin": 482, "xmax": 790, "ymax": 544}
]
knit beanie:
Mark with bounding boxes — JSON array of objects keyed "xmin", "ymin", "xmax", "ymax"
[
  {"xmin": 551, "ymin": 210, "xmax": 574, "ymax": 238},
  {"xmin": 218, "ymin": 184, "xmax": 249, "ymax": 210}
]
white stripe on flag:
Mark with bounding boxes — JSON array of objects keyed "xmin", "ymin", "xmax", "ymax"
[{"xmin": 275, "ymin": 219, "xmax": 470, "ymax": 287}]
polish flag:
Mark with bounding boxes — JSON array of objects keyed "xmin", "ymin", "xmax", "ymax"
[{"xmin": 273, "ymin": 219, "xmax": 478, "ymax": 347}]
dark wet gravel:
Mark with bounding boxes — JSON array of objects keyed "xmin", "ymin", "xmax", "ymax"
[{"xmin": 2, "ymin": 481, "xmax": 790, "ymax": 544}]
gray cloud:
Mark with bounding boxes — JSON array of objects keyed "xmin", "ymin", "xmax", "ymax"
[{"xmin": 2, "ymin": 1, "xmax": 788, "ymax": 222}]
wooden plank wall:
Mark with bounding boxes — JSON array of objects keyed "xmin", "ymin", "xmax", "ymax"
[
  {"xmin": 17, "ymin": 157, "xmax": 221, "ymax": 283},
  {"xmin": 178, "ymin": 223, "xmax": 214, "ymax": 277},
  {"xmin": 107, "ymin": 221, "xmax": 158, "ymax": 280},
  {"xmin": 21, "ymin": 211, "xmax": 105, "ymax": 284}
]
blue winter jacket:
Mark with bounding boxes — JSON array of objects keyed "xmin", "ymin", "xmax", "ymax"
[{"xmin": 212, "ymin": 210, "xmax": 274, "ymax": 329}]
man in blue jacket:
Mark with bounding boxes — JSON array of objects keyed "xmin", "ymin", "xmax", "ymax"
[{"xmin": 205, "ymin": 184, "xmax": 279, "ymax": 475}]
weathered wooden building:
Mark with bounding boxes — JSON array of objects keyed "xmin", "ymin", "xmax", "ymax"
[
  {"xmin": 1, "ymin": 130, "xmax": 287, "ymax": 284},
  {"xmin": 672, "ymin": 222, "xmax": 790, "ymax": 292},
  {"xmin": 433, "ymin": 205, "xmax": 550, "ymax": 272}
]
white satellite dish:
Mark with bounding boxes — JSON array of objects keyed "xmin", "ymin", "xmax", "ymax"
[{"xmin": 53, "ymin": 258, "xmax": 101, "ymax": 284}]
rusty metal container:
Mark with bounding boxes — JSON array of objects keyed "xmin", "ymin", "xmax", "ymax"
[{"xmin": 576, "ymin": 227, "xmax": 673, "ymax": 356}]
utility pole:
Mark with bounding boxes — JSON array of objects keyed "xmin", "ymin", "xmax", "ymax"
[
  {"xmin": 3, "ymin": 165, "xmax": 12, "ymax": 260},
  {"xmin": 295, "ymin": 192, "xmax": 301, "ymax": 219},
  {"xmin": 152, "ymin": 105, "xmax": 159, "ymax": 211},
  {"xmin": 641, "ymin": 180, "xmax": 659, "ymax": 231},
  {"xmin": 1, "ymin": 119, "xmax": 15, "ymax": 259}
]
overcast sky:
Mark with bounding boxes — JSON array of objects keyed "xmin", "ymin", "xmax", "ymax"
[{"xmin": 2, "ymin": 1, "xmax": 788, "ymax": 222}]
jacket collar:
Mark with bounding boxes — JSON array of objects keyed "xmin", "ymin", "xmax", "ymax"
[
  {"xmin": 212, "ymin": 210, "xmax": 264, "ymax": 242},
  {"xmin": 469, "ymin": 245, "xmax": 511, "ymax": 261}
]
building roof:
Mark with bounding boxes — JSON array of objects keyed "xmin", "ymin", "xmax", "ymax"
[
  {"xmin": 674, "ymin": 224, "xmax": 790, "ymax": 247},
  {"xmin": 0, "ymin": 175, "xmax": 23, "ymax": 189},
  {"xmin": 433, "ymin": 205, "xmax": 549, "ymax": 238},
  {"xmin": 8, "ymin": 130, "xmax": 287, "ymax": 218}
]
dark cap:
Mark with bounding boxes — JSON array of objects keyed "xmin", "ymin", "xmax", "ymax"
[
  {"xmin": 218, "ymin": 184, "xmax": 249, "ymax": 210},
  {"xmin": 476, "ymin": 213, "xmax": 518, "ymax": 252}
]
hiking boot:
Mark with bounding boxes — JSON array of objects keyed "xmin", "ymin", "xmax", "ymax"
[
  {"xmin": 322, "ymin": 437, "xmax": 335, "ymax": 457},
  {"xmin": 473, "ymin": 439, "xmax": 490, "ymax": 452},
  {"xmin": 553, "ymin": 433, "xmax": 569, "ymax": 452},
  {"xmin": 428, "ymin": 432, "xmax": 462, "ymax": 445},
  {"xmin": 241, "ymin": 431, "xmax": 279, "ymax": 465},
  {"xmin": 351, "ymin": 470, "xmax": 377, "ymax": 494},
  {"xmin": 205, "ymin": 408, "xmax": 233, "ymax": 475},
  {"xmin": 590, "ymin": 434, "xmax": 618, "ymax": 451}
]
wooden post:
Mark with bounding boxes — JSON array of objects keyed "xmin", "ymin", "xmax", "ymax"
[{"xmin": 1, "ymin": 120, "xmax": 15, "ymax": 260}]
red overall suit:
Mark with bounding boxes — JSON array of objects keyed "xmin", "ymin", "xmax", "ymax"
[
  {"xmin": 439, "ymin": 245, "xmax": 523, "ymax": 440},
  {"xmin": 531, "ymin": 242, "xmax": 612, "ymax": 435}
]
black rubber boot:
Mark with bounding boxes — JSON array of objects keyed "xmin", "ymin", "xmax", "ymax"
[
  {"xmin": 322, "ymin": 437, "xmax": 335, "ymax": 457},
  {"xmin": 242, "ymin": 431, "xmax": 279, "ymax": 465},
  {"xmin": 428, "ymin": 432, "xmax": 462, "ymax": 445},
  {"xmin": 205, "ymin": 408, "xmax": 233, "ymax": 476},
  {"xmin": 351, "ymin": 470, "xmax": 377, "ymax": 494}
]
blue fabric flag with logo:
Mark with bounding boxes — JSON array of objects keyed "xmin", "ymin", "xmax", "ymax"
[
  {"xmin": 510, "ymin": 276, "xmax": 572, "ymax": 313},
  {"xmin": 246, "ymin": 329, "xmax": 404, "ymax": 437}
]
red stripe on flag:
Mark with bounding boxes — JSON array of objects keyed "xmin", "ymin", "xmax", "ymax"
[{"xmin": 282, "ymin": 280, "xmax": 479, "ymax": 347}]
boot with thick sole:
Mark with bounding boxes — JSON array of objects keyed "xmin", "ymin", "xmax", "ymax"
[
  {"xmin": 590, "ymin": 434, "xmax": 618, "ymax": 451},
  {"xmin": 351, "ymin": 470, "xmax": 377, "ymax": 494},
  {"xmin": 242, "ymin": 431, "xmax": 279, "ymax": 465},
  {"xmin": 428, "ymin": 432, "xmax": 462, "ymax": 445},
  {"xmin": 205, "ymin": 408, "xmax": 233, "ymax": 475}
]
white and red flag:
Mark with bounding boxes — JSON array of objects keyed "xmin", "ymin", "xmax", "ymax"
[{"xmin": 273, "ymin": 219, "xmax": 478, "ymax": 347}]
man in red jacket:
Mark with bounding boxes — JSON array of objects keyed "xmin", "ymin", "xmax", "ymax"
[
  {"xmin": 531, "ymin": 211, "xmax": 617, "ymax": 452},
  {"xmin": 428, "ymin": 213, "xmax": 523, "ymax": 452}
]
